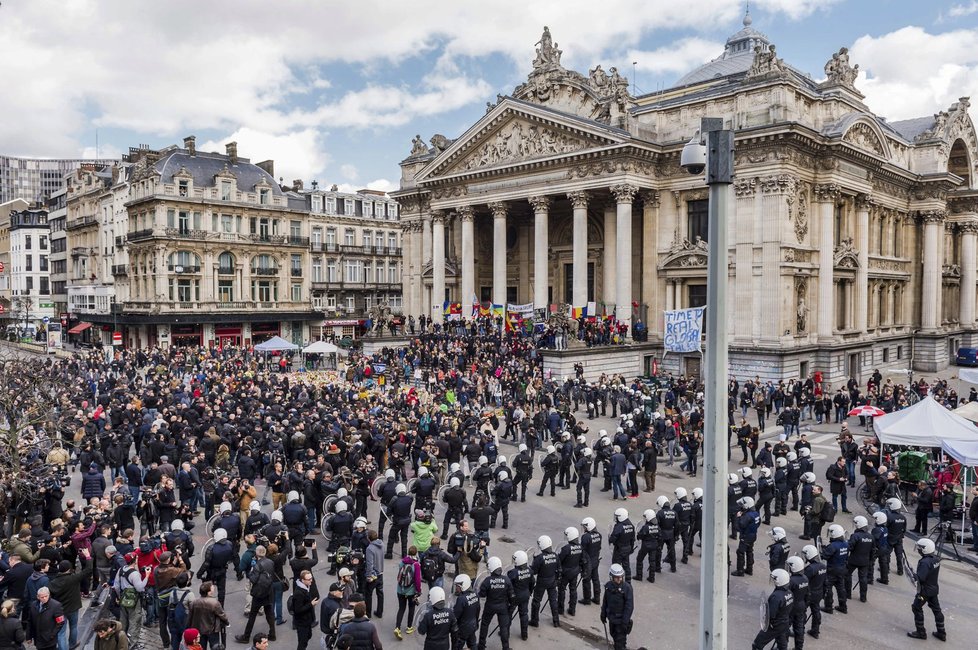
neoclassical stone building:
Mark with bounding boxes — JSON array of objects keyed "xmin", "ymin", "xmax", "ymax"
[{"xmin": 394, "ymin": 19, "xmax": 978, "ymax": 382}]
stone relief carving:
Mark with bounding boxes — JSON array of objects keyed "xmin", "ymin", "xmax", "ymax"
[
  {"xmin": 782, "ymin": 248, "xmax": 812, "ymax": 263},
  {"xmin": 813, "ymin": 183, "xmax": 841, "ymax": 202},
  {"xmin": 430, "ymin": 186, "xmax": 467, "ymax": 200},
  {"xmin": 533, "ymin": 26, "xmax": 562, "ymax": 69},
  {"xmin": 568, "ymin": 159, "xmax": 618, "ymax": 179},
  {"xmin": 759, "ymin": 174, "xmax": 796, "ymax": 195},
  {"xmin": 943, "ymin": 264, "xmax": 961, "ymax": 278},
  {"xmin": 795, "ymin": 277, "xmax": 809, "ymax": 333},
  {"xmin": 787, "ymin": 182, "xmax": 809, "ymax": 243},
  {"xmin": 834, "ymin": 237, "xmax": 858, "ymax": 268},
  {"xmin": 823, "ymin": 47, "xmax": 859, "ymax": 87},
  {"xmin": 843, "ymin": 123, "xmax": 884, "ymax": 155},
  {"xmin": 746, "ymin": 44, "xmax": 786, "ymax": 79},
  {"xmin": 734, "ymin": 177, "xmax": 756, "ymax": 197},
  {"xmin": 869, "ymin": 258, "xmax": 908, "ymax": 273},
  {"xmin": 460, "ymin": 121, "xmax": 585, "ymax": 170},
  {"xmin": 409, "ymin": 135, "xmax": 428, "ymax": 156}
]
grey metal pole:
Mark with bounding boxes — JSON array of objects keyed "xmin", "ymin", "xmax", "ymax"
[{"xmin": 699, "ymin": 119, "xmax": 734, "ymax": 650}]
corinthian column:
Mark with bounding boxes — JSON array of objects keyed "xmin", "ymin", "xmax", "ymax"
[
  {"xmin": 489, "ymin": 202, "xmax": 509, "ymax": 307},
  {"xmin": 529, "ymin": 196, "xmax": 551, "ymax": 309},
  {"xmin": 458, "ymin": 207, "xmax": 475, "ymax": 319},
  {"xmin": 431, "ymin": 211, "xmax": 446, "ymax": 322},
  {"xmin": 567, "ymin": 190, "xmax": 590, "ymax": 308},
  {"xmin": 602, "ymin": 202, "xmax": 616, "ymax": 308},
  {"xmin": 611, "ymin": 183, "xmax": 638, "ymax": 327},
  {"xmin": 960, "ymin": 220, "xmax": 978, "ymax": 327},
  {"xmin": 921, "ymin": 210, "xmax": 946, "ymax": 331},
  {"xmin": 855, "ymin": 195, "xmax": 871, "ymax": 333},
  {"xmin": 814, "ymin": 183, "xmax": 840, "ymax": 339}
]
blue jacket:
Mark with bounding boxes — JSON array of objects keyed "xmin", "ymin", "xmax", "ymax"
[{"xmin": 609, "ymin": 453, "xmax": 626, "ymax": 476}]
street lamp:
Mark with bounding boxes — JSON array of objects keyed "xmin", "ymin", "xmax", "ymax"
[{"xmin": 683, "ymin": 117, "xmax": 734, "ymax": 650}]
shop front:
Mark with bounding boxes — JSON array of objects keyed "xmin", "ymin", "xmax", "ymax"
[
  {"xmin": 251, "ymin": 322, "xmax": 280, "ymax": 345},
  {"xmin": 215, "ymin": 325, "xmax": 242, "ymax": 348},
  {"xmin": 171, "ymin": 324, "xmax": 202, "ymax": 346}
]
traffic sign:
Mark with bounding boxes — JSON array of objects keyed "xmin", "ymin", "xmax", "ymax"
[
  {"xmin": 112, "ymin": 331, "xmax": 122, "ymax": 346},
  {"xmin": 42, "ymin": 317, "xmax": 50, "ymax": 324}
]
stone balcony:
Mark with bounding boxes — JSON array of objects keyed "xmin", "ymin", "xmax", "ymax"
[{"xmin": 122, "ymin": 300, "xmax": 310, "ymax": 313}]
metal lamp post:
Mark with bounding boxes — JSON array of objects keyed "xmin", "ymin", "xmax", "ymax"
[{"xmin": 696, "ymin": 117, "xmax": 735, "ymax": 650}]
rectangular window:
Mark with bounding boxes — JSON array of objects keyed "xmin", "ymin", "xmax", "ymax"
[
  {"xmin": 251, "ymin": 280, "xmax": 275, "ymax": 302},
  {"xmin": 218, "ymin": 280, "xmax": 233, "ymax": 302},
  {"xmin": 345, "ymin": 260, "xmax": 360, "ymax": 282},
  {"xmin": 40, "ymin": 255, "xmax": 48, "ymax": 271},
  {"xmin": 312, "ymin": 196, "xmax": 322, "ymax": 213},
  {"xmin": 221, "ymin": 181, "xmax": 233, "ymax": 201},
  {"xmin": 221, "ymin": 214, "xmax": 233, "ymax": 233},
  {"xmin": 178, "ymin": 179, "xmax": 189, "ymax": 197},
  {"xmin": 326, "ymin": 228, "xmax": 336, "ymax": 246},
  {"xmin": 40, "ymin": 236, "xmax": 47, "ymax": 250},
  {"xmin": 362, "ymin": 230, "xmax": 372, "ymax": 247},
  {"xmin": 291, "ymin": 283, "xmax": 302, "ymax": 302},
  {"xmin": 364, "ymin": 201, "xmax": 373, "ymax": 217},
  {"xmin": 344, "ymin": 199, "xmax": 354, "ymax": 215},
  {"xmin": 291, "ymin": 254, "xmax": 302, "ymax": 276},
  {"xmin": 389, "ymin": 262, "xmax": 398, "ymax": 284},
  {"xmin": 178, "ymin": 211, "xmax": 191, "ymax": 234},
  {"xmin": 344, "ymin": 229, "xmax": 355, "ymax": 245},
  {"xmin": 326, "ymin": 197, "xmax": 336, "ymax": 214},
  {"xmin": 25, "ymin": 235, "xmax": 31, "ymax": 250},
  {"xmin": 259, "ymin": 188, "xmax": 270, "ymax": 205},
  {"xmin": 364, "ymin": 261, "xmax": 373, "ymax": 283},
  {"xmin": 327, "ymin": 294, "xmax": 337, "ymax": 309},
  {"xmin": 258, "ymin": 218, "xmax": 270, "ymax": 239},
  {"xmin": 25, "ymin": 277, "xmax": 33, "ymax": 292},
  {"xmin": 346, "ymin": 296, "xmax": 355, "ymax": 312},
  {"xmin": 388, "ymin": 233, "xmax": 397, "ymax": 249},
  {"xmin": 355, "ymin": 200, "xmax": 363, "ymax": 216},
  {"xmin": 290, "ymin": 220, "xmax": 302, "ymax": 238},
  {"xmin": 835, "ymin": 203, "xmax": 844, "ymax": 243},
  {"xmin": 312, "ymin": 259, "xmax": 323, "ymax": 281},
  {"xmin": 327, "ymin": 260, "xmax": 337, "ymax": 281},
  {"xmin": 25, "ymin": 256, "xmax": 32, "ymax": 271},
  {"xmin": 687, "ymin": 200, "xmax": 709, "ymax": 243}
]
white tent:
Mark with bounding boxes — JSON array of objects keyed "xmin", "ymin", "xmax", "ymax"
[
  {"xmin": 254, "ymin": 335, "xmax": 299, "ymax": 352},
  {"xmin": 302, "ymin": 340, "xmax": 338, "ymax": 354},
  {"xmin": 941, "ymin": 439, "xmax": 978, "ymax": 466},
  {"xmin": 954, "ymin": 401, "xmax": 978, "ymax": 424},
  {"xmin": 960, "ymin": 368, "xmax": 978, "ymax": 384},
  {"xmin": 873, "ymin": 395, "xmax": 978, "ymax": 447}
]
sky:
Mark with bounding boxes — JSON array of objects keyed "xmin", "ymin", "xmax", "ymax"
[{"xmin": 2, "ymin": 0, "xmax": 978, "ymax": 194}]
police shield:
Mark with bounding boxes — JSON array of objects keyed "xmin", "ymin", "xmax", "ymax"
[
  {"xmin": 322, "ymin": 494, "xmax": 338, "ymax": 515},
  {"xmin": 437, "ymin": 484, "xmax": 450, "ymax": 505},
  {"xmin": 405, "ymin": 477, "xmax": 419, "ymax": 493},
  {"xmin": 413, "ymin": 601, "xmax": 432, "ymax": 629},
  {"xmin": 206, "ymin": 513, "xmax": 221, "ymax": 535},
  {"xmin": 370, "ymin": 476, "xmax": 383, "ymax": 501},
  {"xmin": 200, "ymin": 537, "xmax": 216, "ymax": 560},
  {"xmin": 321, "ymin": 513, "xmax": 334, "ymax": 542},
  {"xmin": 473, "ymin": 570, "xmax": 490, "ymax": 593},
  {"xmin": 759, "ymin": 594, "xmax": 769, "ymax": 630}
]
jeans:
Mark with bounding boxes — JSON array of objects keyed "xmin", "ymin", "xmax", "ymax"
[
  {"xmin": 273, "ymin": 581, "xmax": 284, "ymax": 622},
  {"xmin": 832, "ymin": 491, "xmax": 848, "ymax": 512},
  {"xmin": 201, "ymin": 632, "xmax": 222, "ymax": 649},
  {"xmin": 845, "ymin": 461, "xmax": 856, "ymax": 486},
  {"xmin": 611, "ymin": 475, "xmax": 626, "ymax": 499}
]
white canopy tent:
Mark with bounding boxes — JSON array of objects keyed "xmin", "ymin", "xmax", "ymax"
[
  {"xmin": 954, "ymin": 401, "xmax": 978, "ymax": 424},
  {"xmin": 959, "ymin": 368, "xmax": 978, "ymax": 384},
  {"xmin": 254, "ymin": 335, "xmax": 299, "ymax": 353},
  {"xmin": 302, "ymin": 341, "xmax": 338, "ymax": 354},
  {"xmin": 873, "ymin": 395, "xmax": 978, "ymax": 448},
  {"xmin": 939, "ymin": 439, "xmax": 978, "ymax": 543}
]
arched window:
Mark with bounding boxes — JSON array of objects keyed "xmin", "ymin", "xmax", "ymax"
[
  {"xmin": 949, "ymin": 139, "xmax": 972, "ymax": 188},
  {"xmin": 251, "ymin": 254, "xmax": 278, "ymax": 275},
  {"xmin": 218, "ymin": 252, "xmax": 235, "ymax": 274}
]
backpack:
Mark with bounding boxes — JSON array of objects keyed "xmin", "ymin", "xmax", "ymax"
[
  {"xmin": 249, "ymin": 561, "xmax": 274, "ymax": 599},
  {"xmin": 420, "ymin": 553, "xmax": 441, "ymax": 582},
  {"xmin": 397, "ymin": 561, "xmax": 415, "ymax": 589},
  {"xmin": 119, "ymin": 570, "xmax": 140, "ymax": 609},
  {"xmin": 820, "ymin": 500, "xmax": 836, "ymax": 523},
  {"xmin": 286, "ymin": 593, "xmax": 295, "ymax": 615},
  {"xmin": 169, "ymin": 590, "xmax": 191, "ymax": 630}
]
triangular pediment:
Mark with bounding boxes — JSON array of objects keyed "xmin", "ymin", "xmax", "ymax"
[{"xmin": 417, "ymin": 99, "xmax": 629, "ymax": 181}]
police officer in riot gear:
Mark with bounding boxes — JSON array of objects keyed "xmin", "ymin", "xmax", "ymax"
[
  {"xmin": 537, "ymin": 446, "xmax": 560, "ymax": 497},
  {"xmin": 802, "ymin": 545, "xmax": 826, "ymax": 639},
  {"xmin": 821, "ymin": 524, "xmax": 849, "ymax": 614},
  {"xmin": 600, "ymin": 564, "xmax": 633, "ymax": 650},
  {"xmin": 490, "ymin": 471, "xmax": 513, "ymax": 529},
  {"xmin": 774, "ymin": 457, "xmax": 790, "ymax": 516},
  {"xmin": 478, "ymin": 556, "xmax": 515, "ymax": 650},
  {"xmin": 691, "ymin": 487, "xmax": 704, "ymax": 549},
  {"xmin": 752, "ymin": 569, "xmax": 793, "ymax": 650},
  {"xmin": 757, "ymin": 467, "xmax": 776, "ymax": 525},
  {"xmin": 418, "ymin": 586, "xmax": 457, "ymax": 649},
  {"xmin": 441, "ymin": 477, "xmax": 469, "ymax": 540},
  {"xmin": 512, "ymin": 445, "xmax": 533, "ymax": 503},
  {"xmin": 377, "ymin": 468, "xmax": 398, "ymax": 541},
  {"xmin": 767, "ymin": 526, "xmax": 790, "ymax": 572},
  {"xmin": 386, "ymin": 483, "xmax": 414, "ymax": 559},
  {"xmin": 907, "ymin": 538, "xmax": 946, "ymax": 641},
  {"xmin": 413, "ymin": 466, "xmax": 438, "ymax": 512},
  {"xmin": 733, "ymin": 497, "xmax": 760, "ymax": 577},
  {"xmin": 635, "ymin": 509, "xmax": 659, "ymax": 582},
  {"xmin": 728, "ymin": 473, "xmax": 744, "ymax": 539},
  {"xmin": 655, "ymin": 495, "xmax": 678, "ymax": 573},
  {"xmin": 884, "ymin": 497, "xmax": 908, "ymax": 577},
  {"xmin": 870, "ymin": 510, "xmax": 890, "ymax": 584},
  {"xmin": 609, "ymin": 508, "xmax": 636, "ymax": 583},
  {"xmin": 579, "ymin": 517, "xmax": 602, "ymax": 606},
  {"xmin": 557, "ymin": 527, "xmax": 587, "ymax": 617},
  {"xmin": 508, "ymin": 551, "xmax": 534, "ymax": 641},
  {"xmin": 574, "ymin": 448, "xmax": 593, "ymax": 508},
  {"xmin": 786, "ymin": 556, "xmax": 809, "ymax": 649},
  {"xmin": 453, "ymin": 573, "xmax": 481, "ymax": 650},
  {"xmin": 673, "ymin": 487, "xmax": 694, "ymax": 563},
  {"xmin": 529, "ymin": 535, "xmax": 561, "ymax": 628},
  {"xmin": 847, "ymin": 515, "xmax": 874, "ymax": 603}
]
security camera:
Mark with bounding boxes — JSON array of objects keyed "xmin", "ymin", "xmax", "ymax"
[{"xmin": 680, "ymin": 135, "xmax": 707, "ymax": 176}]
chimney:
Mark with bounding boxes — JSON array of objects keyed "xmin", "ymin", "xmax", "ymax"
[
  {"xmin": 183, "ymin": 135, "xmax": 196, "ymax": 156},
  {"xmin": 256, "ymin": 160, "xmax": 275, "ymax": 178},
  {"xmin": 292, "ymin": 179, "xmax": 304, "ymax": 191},
  {"xmin": 111, "ymin": 164, "xmax": 121, "ymax": 184},
  {"xmin": 226, "ymin": 141, "xmax": 238, "ymax": 164}
]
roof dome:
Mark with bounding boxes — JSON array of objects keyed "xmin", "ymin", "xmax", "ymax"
[{"xmin": 673, "ymin": 11, "xmax": 772, "ymax": 87}]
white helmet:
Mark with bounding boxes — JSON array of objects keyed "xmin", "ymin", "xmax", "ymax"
[
  {"xmin": 287, "ymin": 490, "xmax": 300, "ymax": 502},
  {"xmin": 675, "ymin": 487, "xmax": 688, "ymax": 500},
  {"xmin": 614, "ymin": 508, "xmax": 629, "ymax": 522},
  {"xmin": 396, "ymin": 483, "xmax": 407, "ymax": 496},
  {"xmin": 172, "ymin": 519, "xmax": 185, "ymax": 531},
  {"xmin": 385, "ymin": 469, "xmax": 396, "ymax": 480},
  {"xmin": 759, "ymin": 467, "xmax": 772, "ymax": 478},
  {"xmin": 828, "ymin": 524, "xmax": 845, "ymax": 540},
  {"xmin": 497, "ymin": 456, "xmax": 507, "ymax": 466},
  {"xmin": 853, "ymin": 515, "xmax": 868, "ymax": 530},
  {"xmin": 418, "ymin": 466, "xmax": 429, "ymax": 477},
  {"xmin": 518, "ymin": 444, "xmax": 527, "ymax": 453},
  {"xmin": 771, "ymin": 568, "xmax": 790, "ymax": 587},
  {"xmin": 479, "ymin": 455, "xmax": 488, "ymax": 466},
  {"xmin": 538, "ymin": 535, "xmax": 553, "ymax": 550},
  {"xmin": 599, "ymin": 429, "xmax": 607, "ymax": 438},
  {"xmin": 802, "ymin": 545, "xmax": 820, "ymax": 561},
  {"xmin": 577, "ymin": 436, "xmax": 586, "ymax": 444},
  {"xmin": 872, "ymin": 511, "xmax": 888, "ymax": 525},
  {"xmin": 776, "ymin": 457, "xmax": 788, "ymax": 468},
  {"xmin": 643, "ymin": 509, "xmax": 656, "ymax": 522},
  {"xmin": 454, "ymin": 574, "xmax": 471, "ymax": 591},
  {"xmin": 886, "ymin": 498, "xmax": 903, "ymax": 511},
  {"xmin": 250, "ymin": 502, "xmax": 261, "ymax": 513},
  {"xmin": 546, "ymin": 445, "xmax": 556, "ymax": 455},
  {"xmin": 609, "ymin": 564, "xmax": 625, "ymax": 577},
  {"xmin": 583, "ymin": 448, "xmax": 593, "ymax": 457},
  {"xmin": 513, "ymin": 550, "xmax": 528, "ymax": 566},
  {"xmin": 219, "ymin": 502, "xmax": 232, "ymax": 514},
  {"xmin": 656, "ymin": 495, "xmax": 670, "ymax": 508},
  {"xmin": 691, "ymin": 487, "xmax": 704, "ymax": 499},
  {"xmin": 738, "ymin": 496, "xmax": 755, "ymax": 509},
  {"xmin": 916, "ymin": 538, "xmax": 936, "ymax": 556},
  {"xmin": 498, "ymin": 471, "xmax": 509, "ymax": 481},
  {"xmin": 801, "ymin": 472, "xmax": 816, "ymax": 484},
  {"xmin": 786, "ymin": 452, "xmax": 797, "ymax": 462},
  {"xmin": 564, "ymin": 527, "xmax": 579, "ymax": 542},
  {"xmin": 769, "ymin": 527, "xmax": 787, "ymax": 541},
  {"xmin": 582, "ymin": 517, "xmax": 597, "ymax": 532},
  {"xmin": 450, "ymin": 463, "xmax": 460, "ymax": 473},
  {"xmin": 728, "ymin": 473, "xmax": 739, "ymax": 485},
  {"xmin": 271, "ymin": 509, "xmax": 283, "ymax": 522},
  {"xmin": 799, "ymin": 448, "xmax": 811, "ymax": 458},
  {"xmin": 354, "ymin": 516, "xmax": 367, "ymax": 529},
  {"xmin": 429, "ymin": 586, "xmax": 446, "ymax": 605},
  {"xmin": 450, "ymin": 477, "xmax": 461, "ymax": 488},
  {"xmin": 488, "ymin": 556, "xmax": 503, "ymax": 572},
  {"xmin": 740, "ymin": 467, "xmax": 753, "ymax": 479},
  {"xmin": 213, "ymin": 528, "xmax": 228, "ymax": 542},
  {"xmin": 337, "ymin": 487, "xmax": 348, "ymax": 498},
  {"xmin": 786, "ymin": 556, "xmax": 805, "ymax": 574},
  {"xmin": 335, "ymin": 501, "xmax": 348, "ymax": 513}
]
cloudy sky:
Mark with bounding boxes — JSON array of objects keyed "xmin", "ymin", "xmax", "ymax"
[{"xmin": 2, "ymin": 0, "xmax": 978, "ymax": 192}]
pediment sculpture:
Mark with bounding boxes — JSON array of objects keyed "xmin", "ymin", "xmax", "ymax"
[
  {"xmin": 843, "ymin": 123, "xmax": 884, "ymax": 155},
  {"xmin": 834, "ymin": 237, "xmax": 859, "ymax": 268},
  {"xmin": 459, "ymin": 120, "xmax": 586, "ymax": 171},
  {"xmin": 746, "ymin": 44, "xmax": 786, "ymax": 79},
  {"xmin": 824, "ymin": 47, "xmax": 859, "ymax": 87}
]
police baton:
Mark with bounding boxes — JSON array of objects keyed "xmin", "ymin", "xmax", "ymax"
[{"xmin": 601, "ymin": 619, "xmax": 611, "ymax": 649}]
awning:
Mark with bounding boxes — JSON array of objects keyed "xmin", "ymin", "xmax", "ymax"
[{"xmin": 67, "ymin": 322, "xmax": 91, "ymax": 334}]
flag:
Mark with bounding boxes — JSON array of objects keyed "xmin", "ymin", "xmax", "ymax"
[
  {"xmin": 491, "ymin": 304, "xmax": 505, "ymax": 318},
  {"xmin": 442, "ymin": 300, "xmax": 450, "ymax": 317},
  {"xmin": 570, "ymin": 306, "xmax": 583, "ymax": 319},
  {"xmin": 505, "ymin": 311, "xmax": 517, "ymax": 332}
]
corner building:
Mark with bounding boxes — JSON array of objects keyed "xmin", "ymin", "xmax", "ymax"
[{"xmin": 395, "ymin": 20, "xmax": 978, "ymax": 382}]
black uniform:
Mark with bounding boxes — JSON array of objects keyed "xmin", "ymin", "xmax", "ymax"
[
  {"xmin": 580, "ymin": 528, "xmax": 602, "ymax": 605},
  {"xmin": 774, "ymin": 465, "xmax": 789, "ymax": 516},
  {"xmin": 529, "ymin": 548, "xmax": 560, "ymax": 627},
  {"xmin": 377, "ymin": 479, "xmax": 398, "ymax": 540},
  {"xmin": 418, "ymin": 603, "xmax": 457, "ymax": 650},
  {"xmin": 537, "ymin": 452, "xmax": 559, "ymax": 497},
  {"xmin": 691, "ymin": 495, "xmax": 704, "ymax": 548},
  {"xmin": 804, "ymin": 557, "xmax": 826, "ymax": 638},
  {"xmin": 757, "ymin": 474, "xmax": 775, "ymax": 524},
  {"xmin": 414, "ymin": 475, "xmax": 438, "ymax": 512},
  {"xmin": 490, "ymin": 478, "xmax": 513, "ymax": 529},
  {"xmin": 788, "ymin": 571, "xmax": 809, "ymax": 649},
  {"xmin": 386, "ymin": 493, "xmax": 414, "ymax": 558},
  {"xmin": 574, "ymin": 455, "xmax": 592, "ymax": 507},
  {"xmin": 512, "ymin": 452, "xmax": 533, "ymax": 502},
  {"xmin": 673, "ymin": 498, "xmax": 694, "ymax": 563},
  {"xmin": 452, "ymin": 586, "xmax": 480, "ymax": 650},
  {"xmin": 787, "ymin": 459, "xmax": 802, "ymax": 510},
  {"xmin": 751, "ymin": 585, "xmax": 793, "ymax": 650},
  {"xmin": 609, "ymin": 518, "xmax": 635, "ymax": 583},
  {"xmin": 557, "ymin": 540, "xmax": 587, "ymax": 616},
  {"xmin": 734, "ymin": 509, "xmax": 760, "ymax": 576},
  {"xmin": 441, "ymin": 485, "xmax": 468, "ymax": 540},
  {"xmin": 821, "ymin": 538, "xmax": 849, "ymax": 613},
  {"xmin": 768, "ymin": 538, "xmax": 789, "ymax": 572},
  {"xmin": 507, "ymin": 563, "xmax": 534, "ymax": 640},
  {"xmin": 634, "ymin": 517, "xmax": 659, "ymax": 581},
  {"xmin": 846, "ymin": 529, "xmax": 874, "ymax": 602},
  {"xmin": 728, "ymin": 483, "xmax": 743, "ymax": 538},
  {"xmin": 198, "ymin": 538, "xmax": 239, "ymax": 605},
  {"xmin": 885, "ymin": 508, "xmax": 907, "ymax": 577},
  {"xmin": 478, "ymin": 570, "xmax": 515, "ymax": 650},
  {"xmin": 871, "ymin": 521, "xmax": 890, "ymax": 584},
  {"xmin": 910, "ymin": 553, "xmax": 945, "ymax": 639},
  {"xmin": 656, "ymin": 506, "xmax": 678, "ymax": 572},
  {"xmin": 600, "ymin": 578, "xmax": 634, "ymax": 650}
]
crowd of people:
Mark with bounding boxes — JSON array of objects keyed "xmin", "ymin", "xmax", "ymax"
[{"xmin": 0, "ymin": 319, "xmax": 968, "ymax": 649}]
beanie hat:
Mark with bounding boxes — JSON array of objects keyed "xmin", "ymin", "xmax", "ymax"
[{"xmin": 183, "ymin": 628, "xmax": 200, "ymax": 645}]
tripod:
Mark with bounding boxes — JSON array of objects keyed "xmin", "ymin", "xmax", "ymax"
[{"xmin": 929, "ymin": 521, "xmax": 961, "ymax": 561}]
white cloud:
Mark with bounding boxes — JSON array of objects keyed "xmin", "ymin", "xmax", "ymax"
[
  {"xmin": 948, "ymin": 1, "xmax": 978, "ymax": 18},
  {"xmin": 340, "ymin": 164, "xmax": 359, "ymax": 181},
  {"xmin": 199, "ymin": 128, "xmax": 330, "ymax": 185},
  {"xmin": 751, "ymin": 0, "xmax": 842, "ymax": 20},
  {"xmin": 335, "ymin": 179, "xmax": 398, "ymax": 195},
  {"xmin": 79, "ymin": 144, "xmax": 123, "ymax": 160},
  {"xmin": 629, "ymin": 38, "xmax": 725, "ymax": 76},
  {"xmin": 850, "ymin": 26, "xmax": 978, "ymax": 123}
]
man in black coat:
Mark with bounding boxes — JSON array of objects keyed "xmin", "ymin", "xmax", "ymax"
[{"xmin": 291, "ymin": 570, "xmax": 320, "ymax": 650}]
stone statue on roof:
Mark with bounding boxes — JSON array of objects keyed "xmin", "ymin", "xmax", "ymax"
[
  {"xmin": 410, "ymin": 135, "xmax": 428, "ymax": 156},
  {"xmin": 824, "ymin": 47, "xmax": 859, "ymax": 87},
  {"xmin": 589, "ymin": 65, "xmax": 608, "ymax": 89},
  {"xmin": 747, "ymin": 43, "xmax": 785, "ymax": 78},
  {"xmin": 533, "ymin": 26, "xmax": 562, "ymax": 69}
]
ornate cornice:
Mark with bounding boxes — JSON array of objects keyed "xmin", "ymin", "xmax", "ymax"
[
  {"xmin": 609, "ymin": 183, "xmax": 638, "ymax": 203},
  {"xmin": 566, "ymin": 190, "xmax": 590, "ymax": 209},
  {"xmin": 813, "ymin": 183, "xmax": 841, "ymax": 202},
  {"xmin": 759, "ymin": 174, "xmax": 796, "ymax": 195}
]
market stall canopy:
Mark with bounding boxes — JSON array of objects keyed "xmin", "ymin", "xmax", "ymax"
[
  {"xmin": 953, "ymin": 401, "xmax": 978, "ymax": 424},
  {"xmin": 941, "ymin": 439, "xmax": 978, "ymax": 466},
  {"xmin": 254, "ymin": 336, "xmax": 298, "ymax": 352},
  {"xmin": 302, "ymin": 341, "xmax": 338, "ymax": 354},
  {"xmin": 959, "ymin": 368, "xmax": 978, "ymax": 384},
  {"xmin": 873, "ymin": 395, "xmax": 978, "ymax": 447},
  {"xmin": 67, "ymin": 322, "xmax": 91, "ymax": 334}
]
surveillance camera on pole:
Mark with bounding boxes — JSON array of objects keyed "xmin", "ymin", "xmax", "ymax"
[{"xmin": 680, "ymin": 134, "xmax": 707, "ymax": 176}]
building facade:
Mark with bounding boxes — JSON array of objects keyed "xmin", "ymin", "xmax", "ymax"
[
  {"xmin": 395, "ymin": 21, "xmax": 978, "ymax": 382},
  {"xmin": 46, "ymin": 187, "xmax": 69, "ymax": 320},
  {"xmin": 1, "ymin": 206, "xmax": 54, "ymax": 329},
  {"xmin": 1, "ymin": 156, "xmax": 114, "ymax": 205}
]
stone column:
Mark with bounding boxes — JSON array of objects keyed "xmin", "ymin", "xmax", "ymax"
[
  {"xmin": 489, "ymin": 202, "xmax": 509, "ymax": 307},
  {"xmin": 814, "ymin": 184, "xmax": 840, "ymax": 339},
  {"xmin": 603, "ymin": 202, "xmax": 616, "ymax": 309},
  {"xmin": 921, "ymin": 210, "xmax": 946, "ymax": 331},
  {"xmin": 568, "ymin": 190, "xmax": 590, "ymax": 308},
  {"xmin": 459, "ymin": 207, "xmax": 475, "ymax": 319},
  {"xmin": 431, "ymin": 211, "xmax": 446, "ymax": 322},
  {"xmin": 641, "ymin": 191, "xmax": 659, "ymax": 328},
  {"xmin": 961, "ymin": 220, "xmax": 978, "ymax": 327},
  {"xmin": 421, "ymin": 214, "xmax": 432, "ymax": 316},
  {"xmin": 529, "ymin": 196, "xmax": 551, "ymax": 309},
  {"xmin": 611, "ymin": 184, "xmax": 638, "ymax": 326},
  {"xmin": 855, "ymin": 195, "xmax": 871, "ymax": 333}
]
